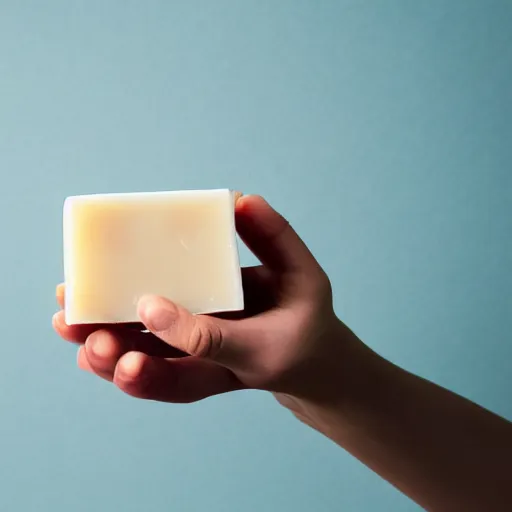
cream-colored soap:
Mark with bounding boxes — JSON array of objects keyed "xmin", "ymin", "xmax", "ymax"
[{"xmin": 63, "ymin": 189, "xmax": 244, "ymax": 325}]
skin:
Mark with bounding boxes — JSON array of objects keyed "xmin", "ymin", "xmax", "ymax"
[{"xmin": 53, "ymin": 194, "xmax": 512, "ymax": 511}]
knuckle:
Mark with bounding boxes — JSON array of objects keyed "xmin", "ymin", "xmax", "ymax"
[
  {"xmin": 187, "ymin": 320, "xmax": 223, "ymax": 359},
  {"xmin": 318, "ymin": 270, "xmax": 333, "ymax": 297},
  {"xmin": 308, "ymin": 268, "xmax": 333, "ymax": 301}
]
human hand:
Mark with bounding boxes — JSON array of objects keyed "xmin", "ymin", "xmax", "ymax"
[
  {"xmin": 53, "ymin": 195, "xmax": 354, "ymax": 406},
  {"xmin": 54, "ymin": 194, "xmax": 512, "ymax": 512}
]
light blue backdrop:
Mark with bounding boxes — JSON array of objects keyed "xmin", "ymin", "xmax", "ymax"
[{"xmin": 0, "ymin": 1, "xmax": 510, "ymax": 511}]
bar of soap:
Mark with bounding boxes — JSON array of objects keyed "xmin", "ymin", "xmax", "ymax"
[{"xmin": 63, "ymin": 189, "xmax": 244, "ymax": 325}]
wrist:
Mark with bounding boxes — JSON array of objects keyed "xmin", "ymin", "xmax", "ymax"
[
  {"xmin": 301, "ymin": 318, "xmax": 386, "ymax": 404},
  {"xmin": 274, "ymin": 318, "xmax": 394, "ymax": 435}
]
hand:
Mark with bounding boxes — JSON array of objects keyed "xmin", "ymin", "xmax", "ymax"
[
  {"xmin": 53, "ymin": 194, "xmax": 512, "ymax": 511},
  {"xmin": 53, "ymin": 195, "xmax": 352, "ymax": 405}
]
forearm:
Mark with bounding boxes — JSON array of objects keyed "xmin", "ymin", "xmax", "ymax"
[{"xmin": 283, "ymin": 322, "xmax": 512, "ymax": 511}]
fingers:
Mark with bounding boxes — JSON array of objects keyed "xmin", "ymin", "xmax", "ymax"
[
  {"xmin": 137, "ymin": 295, "xmax": 249, "ymax": 366},
  {"xmin": 82, "ymin": 329, "xmax": 129, "ymax": 381},
  {"xmin": 78, "ymin": 343, "xmax": 244, "ymax": 402},
  {"xmin": 77, "ymin": 328, "xmax": 186, "ymax": 382},
  {"xmin": 113, "ymin": 353, "xmax": 244, "ymax": 403},
  {"xmin": 77, "ymin": 345, "xmax": 93, "ymax": 372},
  {"xmin": 53, "ymin": 310, "xmax": 104, "ymax": 344},
  {"xmin": 235, "ymin": 195, "xmax": 319, "ymax": 275},
  {"xmin": 54, "ymin": 310, "xmax": 185, "ymax": 361}
]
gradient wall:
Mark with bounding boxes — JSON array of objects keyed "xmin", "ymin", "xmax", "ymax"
[{"xmin": 0, "ymin": 1, "xmax": 510, "ymax": 510}]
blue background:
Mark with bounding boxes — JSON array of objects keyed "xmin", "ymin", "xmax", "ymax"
[{"xmin": 0, "ymin": 1, "xmax": 510, "ymax": 510}]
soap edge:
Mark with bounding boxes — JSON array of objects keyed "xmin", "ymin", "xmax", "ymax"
[
  {"xmin": 229, "ymin": 190, "xmax": 245, "ymax": 313},
  {"xmin": 62, "ymin": 197, "xmax": 75, "ymax": 324},
  {"xmin": 64, "ymin": 188, "xmax": 235, "ymax": 203}
]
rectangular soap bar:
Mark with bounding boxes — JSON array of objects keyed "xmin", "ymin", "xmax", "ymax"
[{"xmin": 63, "ymin": 189, "xmax": 244, "ymax": 325}]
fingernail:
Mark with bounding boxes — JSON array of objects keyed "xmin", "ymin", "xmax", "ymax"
[
  {"xmin": 234, "ymin": 191, "xmax": 243, "ymax": 203},
  {"xmin": 139, "ymin": 296, "xmax": 176, "ymax": 331}
]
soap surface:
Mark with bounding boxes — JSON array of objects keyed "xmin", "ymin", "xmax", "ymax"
[{"xmin": 63, "ymin": 189, "xmax": 244, "ymax": 325}]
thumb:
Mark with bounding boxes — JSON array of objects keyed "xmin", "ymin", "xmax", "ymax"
[{"xmin": 137, "ymin": 295, "xmax": 246, "ymax": 366}]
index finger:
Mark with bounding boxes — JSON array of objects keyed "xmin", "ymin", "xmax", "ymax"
[{"xmin": 235, "ymin": 195, "xmax": 319, "ymax": 275}]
